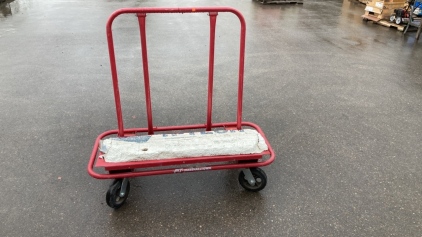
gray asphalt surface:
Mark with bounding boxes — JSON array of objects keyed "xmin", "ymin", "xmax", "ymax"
[{"xmin": 1, "ymin": 0, "xmax": 421, "ymax": 236}]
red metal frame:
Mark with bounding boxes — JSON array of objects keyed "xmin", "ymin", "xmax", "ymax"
[{"xmin": 88, "ymin": 7, "xmax": 275, "ymax": 179}]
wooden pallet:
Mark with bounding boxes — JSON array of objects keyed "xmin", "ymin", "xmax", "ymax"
[
  {"xmin": 362, "ymin": 14, "xmax": 405, "ymax": 31},
  {"xmin": 378, "ymin": 20, "xmax": 405, "ymax": 31},
  {"xmin": 255, "ymin": 0, "xmax": 304, "ymax": 4}
]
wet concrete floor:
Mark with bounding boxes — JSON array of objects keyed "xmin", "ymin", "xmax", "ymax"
[{"xmin": 1, "ymin": 0, "xmax": 421, "ymax": 236}]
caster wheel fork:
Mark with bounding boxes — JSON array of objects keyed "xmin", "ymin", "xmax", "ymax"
[
  {"xmin": 106, "ymin": 178, "xmax": 130, "ymax": 209},
  {"xmin": 238, "ymin": 168, "xmax": 267, "ymax": 192}
]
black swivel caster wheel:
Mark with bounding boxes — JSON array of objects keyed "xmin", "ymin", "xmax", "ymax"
[
  {"xmin": 238, "ymin": 168, "xmax": 267, "ymax": 192},
  {"xmin": 106, "ymin": 178, "xmax": 130, "ymax": 209}
]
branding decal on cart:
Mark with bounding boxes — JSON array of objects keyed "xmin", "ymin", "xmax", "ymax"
[
  {"xmin": 109, "ymin": 136, "xmax": 151, "ymax": 143},
  {"xmin": 174, "ymin": 167, "xmax": 212, "ymax": 173},
  {"xmin": 162, "ymin": 129, "xmax": 244, "ymax": 137}
]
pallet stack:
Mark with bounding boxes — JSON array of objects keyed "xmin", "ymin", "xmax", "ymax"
[{"xmin": 363, "ymin": 0, "xmax": 407, "ymax": 20}]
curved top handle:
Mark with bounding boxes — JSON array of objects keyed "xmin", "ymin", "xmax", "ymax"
[{"xmin": 106, "ymin": 6, "xmax": 246, "ymax": 25}]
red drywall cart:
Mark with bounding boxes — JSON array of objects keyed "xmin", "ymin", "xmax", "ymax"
[{"xmin": 88, "ymin": 7, "xmax": 275, "ymax": 209}]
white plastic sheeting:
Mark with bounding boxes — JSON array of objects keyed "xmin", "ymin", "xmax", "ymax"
[{"xmin": 100, "ymin": 129, "xmax": 268, "ymax": 163}]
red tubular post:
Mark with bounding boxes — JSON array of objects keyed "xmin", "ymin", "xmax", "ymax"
[
  {"xmin": 106, "ymin": 17, "xmax": 125, "ymax": 137},
  {"xmin": 137, "ymin": 13, "xmax": 154, "ymax": 135},
  {"xmin": 236, "ymin": 15, "xmax": 246, "ymax": 130},
  {"xmin": 206, "ymin": 12, "xmax": 218, "ymax": 131}
]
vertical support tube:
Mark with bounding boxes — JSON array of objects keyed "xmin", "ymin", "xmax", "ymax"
[
  {"xmin": 206, "ymin": 12, "xmax": 218, "ymax": 131},
  {"xmin": 416, "ymin": 21, "xmax": 422, "ymax": 40},
  {"xmin": 137, "ymin": 13, "xmax": 154, "ymax": 135},
  {"xmin": 237, "ymin": 16, "xmax": 246, "ymax": 130},
  {"xmin": 106, "ymin": 19, "xmax": 125, "ymax": 137}
]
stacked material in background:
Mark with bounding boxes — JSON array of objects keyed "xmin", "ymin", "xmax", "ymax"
[{"xmin": 364, "ymin": 0, "xmax": 407, "ymax": 20}]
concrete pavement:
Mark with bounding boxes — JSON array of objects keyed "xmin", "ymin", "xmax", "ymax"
[{"xmin": 1, "ymin": 0, "xmax": 421, "ymax": 236}]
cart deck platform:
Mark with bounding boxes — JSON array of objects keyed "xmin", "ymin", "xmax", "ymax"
[{"xmin": 100, "ymin": 129, "xmax": 267, "ymax": 163}]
